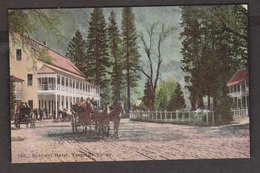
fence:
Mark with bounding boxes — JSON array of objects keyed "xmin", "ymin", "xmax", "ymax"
[
  {"xmin": 231, "ymin": 108, "xmax": 248, "ymax": 119},
  {"xmin": 130, "ymin": 110, "xmax": 215, "ymax": 126}
]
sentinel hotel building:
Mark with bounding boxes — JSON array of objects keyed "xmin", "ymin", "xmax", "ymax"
[{"xmin": 10, "ymin": 31, "xmax": 100, "ymax": 118}]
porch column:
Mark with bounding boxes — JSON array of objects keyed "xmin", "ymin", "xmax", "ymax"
[
  {"xmin": 59, "ymin": 95, "xmax": 62, "ymax": 111},
  {"xmin": 68, "ymin": 96, "xmax": 71, "ymax": 112},
  {"xmin": 55, "ymin": 94, "xmax": 58, "ymax": 118}
]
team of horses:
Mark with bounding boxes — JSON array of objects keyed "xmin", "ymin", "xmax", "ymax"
[{"xmin": 71, "ymin": 100, "xmax": 124, "ymax": 139}]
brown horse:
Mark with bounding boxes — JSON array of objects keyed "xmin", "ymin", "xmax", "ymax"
[
  {"xmin": 71, "ymin": 99, "xmax": 93, "ymax": 125},
  {"xmin": 93, "ymin": 102, "xmax": 110, "ymax": 137},
  {"xmin": 109, "ymin": 101, "xmax": 125, "ymax": 139}
]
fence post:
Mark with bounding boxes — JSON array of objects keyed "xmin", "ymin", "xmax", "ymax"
[
  {"xmin": 160, "ymin": 111, "xmax": 162, "ymax": 120},
  {"xmin": 148, "ymin": 110, "xmax": 150, "ymax": 121},
  {"xmin": 170, "ymin": 112, "xmax": 173, "ymax": 120},
  {"xmin": 165, "ymin": 110, "xmax": 167, "ymax": 120},
  {"xmin": 156, "ymin": 110, "xmax": 158, "ymax": 121}
]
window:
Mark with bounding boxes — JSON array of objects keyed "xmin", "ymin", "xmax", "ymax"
[
  {"xmin": 76, "ymin": 81, "xmax": 79, "ymax": 89},
  {"xmin": 16, "ymin": 49, "xmax": 22, "ymax": 61},
  {"xmin": 57, "ymin": 75, "xmax": 60, "ymax": 84},
  {"xmin": 61, "ymin": 77, "xmax": 64, "ymax": 86},
  {"xmin": 28, "ymin": 100, "xmax": 33, "ymax": 109},
  {"xmin": 27, "ymin": 74, "xmax": 33, "ymax": 86},
  {"xmin": 66, "ymin": 78, "xmax": 68, "ymax": 87}
]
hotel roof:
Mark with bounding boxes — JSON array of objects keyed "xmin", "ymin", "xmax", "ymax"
[
  {"xmin": 227, "ymin": 69, "xmax": 248, "ymax": 86},
  {"xmin": 11, "ymin": 31, "xmax": 87, "ymax": 80}
]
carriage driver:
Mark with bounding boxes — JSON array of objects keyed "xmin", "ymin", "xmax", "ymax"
[{"xmin": 77, "ymin": 97, "xmax": 87, "ymax": 111}]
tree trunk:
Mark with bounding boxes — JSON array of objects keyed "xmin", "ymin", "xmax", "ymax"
[{"xmin": 207, "ymin": 93, "xmax": 211, "ymax": 110}]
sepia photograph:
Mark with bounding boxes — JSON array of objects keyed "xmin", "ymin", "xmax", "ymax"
[{"xmin": 9, "ymin": 4, "xmax": 249, "ymax": 163}]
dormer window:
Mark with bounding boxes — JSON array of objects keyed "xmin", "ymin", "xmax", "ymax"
[{"xmin": 16, "ymin": 49, "xmax": 22, "ymax": 61}]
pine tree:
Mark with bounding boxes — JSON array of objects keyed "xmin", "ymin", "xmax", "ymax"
[
  {"xmin": 121, "ymin": 7, "xmax": 141, "ymax": 112},
  {"xmin": 167, "ymin": 83, "xmax": 185, "ymax": 111},
  {"xmin": 66, "ymin": 30, "xmax": 87, "ymax": 76},
  {"xmin": 107, "ymin": 11, "xmax": 124, "ymax": 105},
  {"xmin": 142, "ymin": 79, "xmax": 153, "ymax": 110},
  {"xmin": 86, "ymin": 8, "xmax": 110, "ymax": 90},
  {"xmin": 180, "ymin": 5, "xmax": 247, "ymax": 121}
]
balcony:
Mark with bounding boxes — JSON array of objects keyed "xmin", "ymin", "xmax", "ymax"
[
  {"xmin": 38, "ymin": 84, "xmax": 99, "ymax": 98},
  {"xmin": 14, "ymin": 91, "xmax": 23, "ymax": 100},
  {"xmin": 228, "ymin": 90, "xmax": 249, "ymax": 98}
]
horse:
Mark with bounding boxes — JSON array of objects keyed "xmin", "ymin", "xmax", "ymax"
[
  {"xmin": 93, "ymin": 102, "xmax": 110, "ymax": 137},
  {"xmin": 71, "ymin": 99, "xmax": 93, "ymax": 125},
  {"xmin": 109, "ymin": 101, "xmax": 125, "ymax": 139},
  {"xmin": 70, "ymin": 100, "xmax": 94, "ymax": 134}
]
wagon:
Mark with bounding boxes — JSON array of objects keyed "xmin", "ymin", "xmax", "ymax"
[
  {"xmin": 70, "ymin": 103, "xmax": 96, "ymax": 134},
  {"xmin": 15, "ymin": 107, "xmax": 36, "ymax": 129}
]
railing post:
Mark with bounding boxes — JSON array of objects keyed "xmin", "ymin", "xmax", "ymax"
[
  {"xmin": 156, "ymin": 110, "xmax": 158, "ymax": 121},
  {"xmin": 160, "ymin": 111, "xmax": 162, "ymax": 120},
  {"xmin": 148, "ymin": 110, "xmax": 150, "ymax": 121},
  {"xmin": 165, "ymin": 110, "xmax": 167, "ymax": 120},
  {"xmin": 182, "ymin": 112, "xmax": 184, "ymax": 123},
  {"xmin": 170, "ymin": 112, "xmax": 173, "ymax": 120}
]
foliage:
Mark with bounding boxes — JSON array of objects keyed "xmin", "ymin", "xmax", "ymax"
[
  {"xmin": 66, "ymin": 30, "xmax": 87, "ymax": 76},
  {"xmin": 10, "ymin": 80, "xmax": 16, "ymax": 120},
  {"xmin": 107, "ymin": 11, "xmax": 125, "ymax": 106},
  {"xmin": 154, "ymin": 78, "xmax": 177, "ymax": 110},
  {"xmin": 9, "ymin": 9, "xmax": 62, "ymax": 36},
  {"xmin": 121, "ymin": 7, "xmax": 141, "ymax": 112},
  {"xmin": 9, "ymin": 9, "xmax": 63, "ymax": 63},
  {"xmin": 180, "ymin": 5, "xmax": 247, "ymax": 121},
  {"xmin": 167, "ymin": 83, "xmax": 186, "ymax": 111},
  {"xmin": 86, "ymin": 8, "xmax": 110, "ymax": 93},
  {"xmin": 142, "ymin": 79, "xmax": 153, "ymax": 110}
]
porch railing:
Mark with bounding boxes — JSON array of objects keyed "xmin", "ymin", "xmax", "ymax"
[{"xmin": 231, "ymin": 108, "xmax": 248, "ymax": 119}]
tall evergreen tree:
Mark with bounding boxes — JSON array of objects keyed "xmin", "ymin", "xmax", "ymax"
[
  {"xmin": 86, "ymin": 8, "xmax": 110, "ymax": 91},
  {"xmin": 180, "ymin": 5, "xmax": 247, "ymax": 121},
  {"xmin": 121, "ymin": 7, "xmax": 141, "ymax": 112},
  {"xmin": 167, "ymin": 83, "xmax": 185, "ymax": 111},
  {"xmin": 66, "ymin": 30, "xmax": 87, "ymax": 76},
  {"xmin": 142, "ymin": 79, "xmax": 153, "ymax": 110},
  {"xmin": 107, "ymin": 11, "xmax": 124, "ymax": 105}
]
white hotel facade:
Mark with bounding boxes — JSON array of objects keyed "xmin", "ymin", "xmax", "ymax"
[{"xmin": 10, "ymin": 32, "xmax": 100, "ymax": 118}]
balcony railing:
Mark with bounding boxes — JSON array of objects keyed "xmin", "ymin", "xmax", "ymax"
[
  {"xmin": 14, "ymin": 91, "xmax": 23, "ymax": 100},
  {"xmin": 228, "ymin": 90, "xmax": 249, "ymax": 97},
  {"xmin": 38, "ymin": 84, "xmax": 99, "ymax": 97}
]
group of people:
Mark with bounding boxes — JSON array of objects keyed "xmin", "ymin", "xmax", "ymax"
[{"xmin": 76, "ymin": 97, "xmax": 98, "ymax": 112}]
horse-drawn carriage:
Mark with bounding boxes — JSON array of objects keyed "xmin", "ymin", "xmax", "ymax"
[
  {"xmin": 71, "ymin": 98, "xmax": 124, "ymax": 138},
  {"xmin": 15, "ymin": 102, "xmax": 36, "ymax": 129}
]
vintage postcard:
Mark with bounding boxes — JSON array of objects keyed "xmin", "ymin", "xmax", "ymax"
[{"xmin": 9, "ymin": 5, "xmax": 249, "ymax": 163}]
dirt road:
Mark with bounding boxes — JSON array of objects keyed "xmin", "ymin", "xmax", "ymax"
[{"xmin": 11, "ymin": 118, "xmax": 250, "ymax": 163}]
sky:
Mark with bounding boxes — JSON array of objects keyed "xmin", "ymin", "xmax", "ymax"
[{"xmin": 27, "ymin": 6, "xmax": 187, "ymax": 102}]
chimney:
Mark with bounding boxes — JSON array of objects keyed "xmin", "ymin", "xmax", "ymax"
[{"xmin": 43, "ymin": 41, "xmax": 47, "ymax": 46}]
